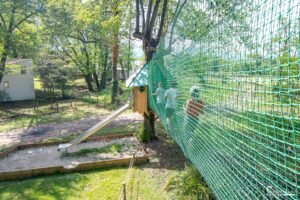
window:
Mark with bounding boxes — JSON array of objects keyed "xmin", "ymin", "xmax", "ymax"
[
  {"xmin": 21, "ymin": 66, "xmax": 27, "ymax": 74},
  {"xmin": 4, "ymin": 81, "xmax": 9, "ymax": 88}
]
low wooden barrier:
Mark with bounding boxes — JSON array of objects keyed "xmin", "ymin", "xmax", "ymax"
[
  {"xmin": 0, "ymin": 133, "xmax": 134, "ymax": 158},
  {"xmin": 0, "ymin": 156, "xmax": 148, "ymax": 181},
  {"xmin": 0, "ymin": 134, "xmax": 148, "ymax": 181}
]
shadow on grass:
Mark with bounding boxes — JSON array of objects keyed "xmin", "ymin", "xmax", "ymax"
[{"xmin": 0, "ymin": 172, "xmax": 88, "ymax": 200}]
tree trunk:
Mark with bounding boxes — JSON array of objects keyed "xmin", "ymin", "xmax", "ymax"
[
  {"xmin": 61, "ymin": 87, "xmax": 66, "ymax": 99},
  {"xmin": 100, "ymin": 47, "xmax": 108, "ymax": 89},
  {"xmin": 111, "ymin": 32, "xmax": 119, "ymax": 104},
  {"xmin": 93, "ymin": 44, "xmax": 100, "ymax": 90},
  {"xmin": 0, "ymin": 36, "xmax": 12, "ymax": 83},
  {"xmin": 119, "ymin": 58, "xmax": 126, "ymax": 80},
  {"xmin": 144, "ymin": 112, "xmax": 156, "ymax": 140},
  {"xmin": 84, "ymin": 73, "xmax": 94, "ymax": 91},
  {"xmin": 93, "ymin": 69, "xmax": 100, "ymax": 90},
  {"xmin": 112, "ymin": 80, "xmax": 119, "ymax": 104}
]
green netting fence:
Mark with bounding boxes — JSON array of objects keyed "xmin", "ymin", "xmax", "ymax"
[{"xmin": 147, "ymin": 0, "xmax": 299, "ymax": 199}]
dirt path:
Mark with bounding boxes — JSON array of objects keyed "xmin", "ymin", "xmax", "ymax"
[{"xmin": 0, "ymin": 112, "xmax": 143, "ymax": 146}]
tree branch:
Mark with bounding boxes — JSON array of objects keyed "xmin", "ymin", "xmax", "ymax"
[
  {"xmin": 145, "ymin": 0, "xmax": 152, "ymax": 31},
  {"xmin": 16, "ymin": 25, "xmax": 26, "ymax": 34},
  {"xmin": 156, "ymin": 0, "xmax": 168, "ymax": 41},
  {"xmin": 0, "ymin": 13, "xmax": 7, "ymax": 31},
  {"xmin": 168, "ymin": 0, "xmax": 187, "ymax": 49},
  {"xmin": 133, "ymin": 32, "xmax": 142, "ymax": 39},
  {"xmin": 147, "ymin": 0, "xmax": 161, "ymax": 38},
  {"xmin": 69, "ymin": 35, "xmax": 101, "ymax": 44},
  {"xmin": 134, "ymin": 0, "xmax": 140, "ymax": 34},
  {"xmin": 139, "ymin": 0, "xmax": 145, "ymax": 32},
  {"xmin": 12, "ymin": 12, "xmax": 36, "ymax": 31}
]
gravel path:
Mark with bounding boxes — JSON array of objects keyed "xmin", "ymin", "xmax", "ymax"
[
  {"xmin": 0, "ymin": 137, "xmax": 144, "ymax": 172},
  {"xmin": 0, "ymin": 112, "xmax": 143, "ymax": 146}
]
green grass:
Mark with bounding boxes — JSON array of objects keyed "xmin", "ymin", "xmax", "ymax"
[
  {"xmin": 165, "ymin": 165, "xmax": 214, "ymax": 200},
  {"xmin": 0, "ymin": 95, "xmax": 132, "ymax": 133},
  {"xmin": 0, "ymin": 79, "xmax": 132, "ymax": 133},
  {"xmin": 61, "ymin": 144, "xmax": 122, "ymax": 157},
  {"xmin": 0, "ymin": 102, "xmax": 109, "ymax": 132},
  {"xmin": 34, "ymin": 78, "xmax": 42, "ymax": 90},
  {"xmin": 0, "ymin": 167, "xmax": 178, "ymax": 200}
]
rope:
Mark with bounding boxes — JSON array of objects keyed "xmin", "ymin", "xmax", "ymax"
[{"xmin": 118, "ymin": 153, "xmax": 136, "ymax": 200}]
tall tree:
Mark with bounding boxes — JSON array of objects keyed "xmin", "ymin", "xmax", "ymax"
[
  {"xmin": 0, "ymin": 0, "xmax": 44, "ymax": 83},
  {"xmin": 133, "ymin": 0, "xmax": 173, "ymax": 139},
  {"xmin": 133, "ymin": 0, "xmax": 169, "ymax": 62},
  {"xmin": 44, "ymin": 0, "xmax": 107, "ymax": 91},
  {"xmin": 111, "ymin": 0, "xmax": 121, "ymax": 104}
]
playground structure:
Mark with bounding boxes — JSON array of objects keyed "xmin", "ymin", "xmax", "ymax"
[
  {"xmin": 58, "ymin": 98, "xmax": 132, "ymax": 151},
  {"xmin": 57, "ymin": 65, "xmax": 150, "ymax": 152},
  {"xmin": 0, "ymin": 0, "xmax": 298, "ymax": 198},
  {"xmin": 0, "ymin": 134, "xmax": 147, "ymax": 181},
  {"xmin": 54, "ymin": 1, "xmax": 299, "ymax": 198}
]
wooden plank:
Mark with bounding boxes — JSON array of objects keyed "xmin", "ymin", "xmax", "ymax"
[
  {"xmin": 133, "ymin": 86, "xmax": 148, "ymax": 115},
  {"xmin": 0, "ymin": 134, "xmax": 134, "ymax": 158},
  {"xmin": 0, "ymin": 156, "xmax": 148, "ymax": 181}
]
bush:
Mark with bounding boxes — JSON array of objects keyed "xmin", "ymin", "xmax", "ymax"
[{"xmin": 165, "ymin": 165, "xmax": 214, "ymax": 200}]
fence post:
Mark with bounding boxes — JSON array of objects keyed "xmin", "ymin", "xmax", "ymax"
[
  {"xmin": 104, "ymin": 97, "xmax": 106, "ymax": 108},
  {"xmin": 122, "ymin": 182, "xmax": 126, "ymax": 200}
]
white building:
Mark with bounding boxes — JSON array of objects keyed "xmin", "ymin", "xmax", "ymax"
[{"xmin": 0, "ymin": 59, "xmax": 35, "ymax": 102}]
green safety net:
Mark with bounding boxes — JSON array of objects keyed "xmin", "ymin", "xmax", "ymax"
[{"xmin": 147, "ymin": 0, "xmax": 299, "ymax": 199}]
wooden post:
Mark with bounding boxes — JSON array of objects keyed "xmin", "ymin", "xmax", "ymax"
[
  {"xmin": 122, "ymin": 182, "xmax": 126, "ymax": 200},
  {"xmin": 104, "ymin": 97, "xmax": 106, "ymax": 108},
  {"xmin": 56, "ymin": 102, "xmax": 59, "ymax": 112},
  {"xmin": 97, "ymin": 95, "xmax": 99, "ymax": 105},
  {"xmin": 34, "ymin": 100, "xmax": 37, "ymax": 111}
]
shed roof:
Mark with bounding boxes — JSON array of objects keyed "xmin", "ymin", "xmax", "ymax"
[
  {"xmin": 126, "ymin": 64, "xmax": 148, "ymax": 87},
  {"xmin": 6, "ymin": 59, "xmax": 32, "ymax": 65}
]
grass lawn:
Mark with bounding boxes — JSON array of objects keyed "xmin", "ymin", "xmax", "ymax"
[
  {"xmin": 0, "ymin": 123, "xmax": 214, "ymax": 200},
  {"xmin": 0, "ymin": 80, "xmax": 132, "ymax": 133},
  {"xmin": 0, "ymin": 102, "xmax": 110, "ymax": 133},
  {"xmin": 0, "ymin": 164, "xmax": 178, "ymax": 200}
]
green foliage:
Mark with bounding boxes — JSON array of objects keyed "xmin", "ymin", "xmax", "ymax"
[
  {"xmin": 134, "ymin": 123, "xmax": 150, "ymax": 142},
  {"xmin": 0, "ymin": 166, "xmax": 176, "ymax": 200},
  {"xmin": 61, "ymin": 144, "xmax": 122, "ymax": 158},
  {"xmin": 0, "ymin": 0, "xmax": 45, "ymax": 59},
  {"xmin": 165, "ymin": 165, "xmax": 213, "ymax": 200},
  {"xmin": 36, "ymin": 59, "xmax": 75, "ymax": 99},
  {"xmin": 3, "ymin": 64, "xmax": 21, "ymax": 74}
]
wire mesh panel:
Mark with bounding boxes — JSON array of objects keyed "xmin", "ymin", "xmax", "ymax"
[{"xmin": 147, "ymin": 0, "xmax": 299, "ymax": 199}]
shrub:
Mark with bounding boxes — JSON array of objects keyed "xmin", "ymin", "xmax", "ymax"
[
  {"xmin": 165, "ymin": 165, "xmax": 214, "ymax": 200},
  {"xmin": 134, "ymin": 124, "xmax": 150, "ymax": 142}
]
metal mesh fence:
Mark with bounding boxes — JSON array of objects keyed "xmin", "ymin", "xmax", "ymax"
[{"xmin": 147, "ymin": 0, "xmax": 299, "ymax": 199}]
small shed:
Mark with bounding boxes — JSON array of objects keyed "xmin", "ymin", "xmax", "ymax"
[
  {"xmin": 0, "ymin": 59, "xmax": 35, "ymax": 102},
  {"xmin": 126, "ymin": 64, "xmax": 148, "ymax": 115}
]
